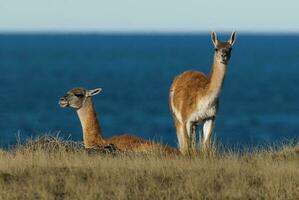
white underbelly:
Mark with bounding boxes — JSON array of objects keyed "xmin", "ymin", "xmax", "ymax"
[
  {"xmin": 171, "ymin": 89, "xmax": 218, "ymax": 124},
  {"xmin": 188, "ymin": 98, "xmax": 218, "ymax": 123},
  {"xmin": 189, "ymin": 107, "xmax": 216, "ymax": 123}
]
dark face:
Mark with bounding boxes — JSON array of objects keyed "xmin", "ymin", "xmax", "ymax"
[
  {"xmin": 211, "ymin": 32, "xmax": 237, "ymax": 65},
  {"xmin": 214, "ymin": 42, "xmax": 233, "ymax": 65},
  {"xmin": 59, "ymin": 88, "xmax": 102, "ymax": 109}
]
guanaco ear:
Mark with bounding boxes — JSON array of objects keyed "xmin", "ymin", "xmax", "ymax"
[
  {"xmin": 87, "ymin": 88, "xmax": 102, "ymax": 97},
  {"xmin": 228, "ymin": 32, "xmax": 237, "ymax": 46},
  {"xmin": 211, "ymin": 32, "xmax": 218, "ymax": 47}
]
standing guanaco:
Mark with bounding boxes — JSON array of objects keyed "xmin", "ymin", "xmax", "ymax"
[{"xmin": 169, "ymin": 32, "xmax": 237, "ymax": 154}]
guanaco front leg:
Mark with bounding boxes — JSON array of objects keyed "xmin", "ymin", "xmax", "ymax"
[{"xmin": 203, "ymin": 118, "xmax": 215, "ymax": 148}]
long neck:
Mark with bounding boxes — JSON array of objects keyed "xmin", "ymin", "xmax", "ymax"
[
  {"xmin": 76, "ymin": 98, "xmax": 105, "ymax": 147},
  {"xmin": 207, "ymin": 56, "xmax": 227, "ymax": 97}
]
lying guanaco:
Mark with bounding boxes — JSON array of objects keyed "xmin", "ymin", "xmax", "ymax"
[{"xmin": 59, "ymin": 87, "xmax": 177, "ymax": 155}]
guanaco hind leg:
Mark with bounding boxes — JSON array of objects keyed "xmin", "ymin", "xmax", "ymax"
[
  {"xmin": 203, "ymin": 118, "xmax": 215, "ymax": 148},
  {"xmin": 186, "ymin": 121, "xmax": 197, "ymax": 153},
  {"xmin": 191, "ymin": 123, "xmax": 197, "ymax": 152},
  {"xmin": 174, "ymin": 118, "xmax": 189, "ymax": 154}
]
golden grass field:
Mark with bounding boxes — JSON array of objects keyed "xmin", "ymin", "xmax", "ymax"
[{"xmin": 0, "ymin": 136, "xmax": 298, "ymax": 200}]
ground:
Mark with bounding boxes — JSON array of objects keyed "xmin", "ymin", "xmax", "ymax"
[{"xmin": 0, "ymin": 136, "xmax": 298, "ymax": 200}]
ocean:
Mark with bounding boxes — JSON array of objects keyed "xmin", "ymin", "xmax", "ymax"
[{"xmin": 0, "ymin": 34, "xmax": 298, "ymax": 148}]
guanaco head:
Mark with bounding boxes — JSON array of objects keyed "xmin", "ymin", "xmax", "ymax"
[
  {"xmin": 59, "ymin": 88, "xmax": 102, "ymax": 109},
  {"xmin": 211, "ymin": 32, "xmax": 237, "ymax": 65}
]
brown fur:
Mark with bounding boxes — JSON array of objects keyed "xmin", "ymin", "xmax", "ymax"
[
  {"xmin": 80, "ymin": 99, "xmax": 176, "ymax": 154},
  {"xmin": 108, "ymin": 134, "xmax": 176, "ymax": 154},
  {"xmin": 77, "ymin": 98, "xmax": 104, "ymax": 146},
  {"xmin": 171, "ymin": 70, "xmax": 209, "ymax": 121}
]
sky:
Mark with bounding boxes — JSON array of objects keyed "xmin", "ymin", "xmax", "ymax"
[{"xmin": 0, "ymin": 0, "xmax": 298, "ymax": 33}]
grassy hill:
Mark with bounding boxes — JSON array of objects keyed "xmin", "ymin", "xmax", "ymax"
[{"xmin": 0, "ymin": 136, "xmax": 298, "ymax": 200}]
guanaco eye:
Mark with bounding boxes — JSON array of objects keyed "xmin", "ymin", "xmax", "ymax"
[
  {"xmin": 75, "ymin": 94, "xmax": 84, "ymax": 98},
  {"xmin": 215, "ymin": 48, "xmax": 219, "ymax": 52}
]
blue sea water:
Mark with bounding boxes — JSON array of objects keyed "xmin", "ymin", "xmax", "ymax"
[{"xmin": 0, "ymin": 34, "xmax": 298, "ymax": 148}]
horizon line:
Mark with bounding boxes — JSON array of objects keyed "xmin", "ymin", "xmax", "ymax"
[{"xmin": 1, "ymin": 30, "xmax": 299, "ymax": 35}]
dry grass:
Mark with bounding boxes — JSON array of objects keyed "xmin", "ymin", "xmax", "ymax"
[{"xmin": 0, "ymin": 136, "xmax": 298, "ymax": 200}]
